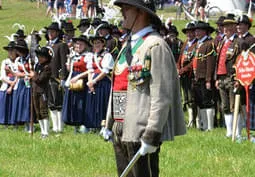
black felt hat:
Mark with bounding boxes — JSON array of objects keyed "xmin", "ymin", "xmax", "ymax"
[
  {"xmin": 77, "ymin": 18, "xmax": 91, "ymax": 28},
  {"xmin": 14, "ymin": 39, "xmax": 29, "ymax": 52},
  {"xmin": 35, "ymin": 46, "xmax": 54, "ymax": 60},
  {"xmin": 3, "ymin": 41, "xmax": 16, "ymax": 51},
  {"xmin": 237, "ymin": 14, "xmax": 252, "ymax": 29},
  {"xmin": 46, "ymin": 22, "xmax": 61, "ymax": 31},
  {"xmin": 194, "ymin": 21, "xmax": 215, "ymax": 33},
  {"xmin": 72, "ymin": 35, "xmax": 90, "ymax": 45},
  {"xmin": 182, "ymin": 22, "xmax": 196, "ymax": 34},
  {"xmin": 64, "ymin": 21, "xmax": 76, "ymax": 32},
  {"xmin": 15, "ymin": 29, "xmax": 27, "ymax": 38},
  {"xmin": 89, "ymin": 34, "xmax": 106, "ymax": 45},
  {"xmin": 114, "ymin": 0, "xmax": 161, "ymax": 26}
]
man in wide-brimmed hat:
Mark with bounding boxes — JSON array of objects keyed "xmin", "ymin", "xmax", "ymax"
[
  {"xmin": 191, "ymin": 20, "xmax": 216, "ymax": 131},
  {"xmin": 215, "ymin": 15, "xmax": 244, "ymax": 139},
  {"xmin": 214, "ymin": 16, "xmax": 226, "ymax": 47},
  {"xmin": 63, "ymin": 21, "xmax": 76, "ymax": 48},
  {"xmin": 96, "ymin": 22, "xmax": 120, "ymax": 60},
  {"xmin": 45, "ymin": 21, "xmax": 69, "ymax": 134},
  {"xmin": 103, "ymin": 0, "xmax": 186, "ymax": 176},
  {"xmin": 77, "ymin": 18, "xmax": 91, "ymax": 33},
  {"xmin": 164, "ymin": 22, "xmax": 183, "ymax": 63},
  {"xmin": 178, "ymin": 21, "xmax": 198, "ymax": 128},
  {"xmin": 237, "ymin": 14, "xmax": 255, "ymax": 51}
]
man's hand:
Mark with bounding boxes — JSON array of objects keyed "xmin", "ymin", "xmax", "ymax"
[
  {"xmin": 139, "ymin": 140, "xmax": 158, "ymax": 156},
  {"xmin": 101, "ymin": 128, "xmax": 112, "ymax": 141}
]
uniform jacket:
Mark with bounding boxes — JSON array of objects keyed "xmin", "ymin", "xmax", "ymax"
[
  {"xmin": 48, "ymin": 39, "xmax": 69, "ymax": 80},
  {"xmin": 239, "ymin": 32, "xmax": 255, "ymax": 51},
  {"xmin": 194, "ymin": 37, "xmax": 216, "ymax": 82},
  {"xmin": 177, "ymin": 39, "xmax": 197, "ymax": 76},
  {"xmin": 106, "ymin": 32, "xmax": 186, "ymax": 146},
  {"xmin": 216, "ymin": 34, "xmax": 241, "ymax": 78}
]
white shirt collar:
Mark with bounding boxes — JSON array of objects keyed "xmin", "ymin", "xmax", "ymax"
[
  {"xmin": 130, "ymin": 26, "xmax": 154, "ymax": 47},
  {"xmin": 50, "ymin": 37, "xmax": 58, "ymax": 45},
  {"xmin": 198, "ymin": 35, "xmax": 208, "ymax": 44},
  {"xmin": 188, "ymin": 38, "xmax": 196, "ymax": 47}
]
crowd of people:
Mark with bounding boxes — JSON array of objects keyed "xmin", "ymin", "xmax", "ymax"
[
  {"xmin": 1, "ymin": 0, "xmax": 255, "ymax": 176},
  {"xmin": 0, "ymin": 0, "xmax": 255, "ymax": 139}
]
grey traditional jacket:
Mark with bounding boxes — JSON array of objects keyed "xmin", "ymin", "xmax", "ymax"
[{"xmin": 106, "ymin": 32, "xmax": 186, "ymax": 146}]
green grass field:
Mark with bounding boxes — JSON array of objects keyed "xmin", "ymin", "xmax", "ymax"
[{"xmin": 1, "ymin": 1, "xmax": 255, "ymax": 177}]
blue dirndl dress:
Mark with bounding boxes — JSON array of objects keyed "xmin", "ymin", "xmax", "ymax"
[
  {"xmin": 11, "ymin": 79, "xmax": 31, "ymax": 124},
  {"xmin": 85, "ymin": 74, "xmax": 111, "ymax": 128},
  {"xmin": 62, "ymin": 72, "xmax": 88, "ymax": 126},
  {"xmin": 0, "ymin": 77, "xmax": 15, "ymax": 125}
]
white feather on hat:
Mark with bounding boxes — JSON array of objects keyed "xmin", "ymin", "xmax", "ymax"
[
  {"xmin": 4, "ymin": 33, "xmax": 16, "ymax": 42},
  {"xmin": 12, "ymin": 23, "xmax": 25, "ymax": 30}
]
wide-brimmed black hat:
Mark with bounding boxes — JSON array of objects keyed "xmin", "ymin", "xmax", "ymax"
[
  {"xmin": 15, "ymin": 29, "xmax": 27, "ymax": 38},
  {"xmin": 46, "ymin": 22, "xmax": 61, "ymax": 31},
  {"xmin": 237, "ymin": 15, "xmax": 252, "ymax": 29},
  {"xmin": 64, "ymin": 21, "xmax": 76, "ymax": 32},
  {"xmin": 182, "ymin": 22, "xmax": 196, "ymax": 33},
  {"xmin": 35, "ymin": 46, "xmax": 54, "ymax": 60},
  {"xmin": 14, "ymin": 39, "xmax": 29, "ymax": 52},
  {"xmin": 222, "ymin": 14, "xmax": 238, "ymax": 26},
  {"xmin": 77, "ymin": 18, "xmax": 91, "ymax": 28},
  {"xmin": 194, "ymin": 21, "xmax": 215, "ymax": 33},
  {"xmin": 89, "ymin": 34, "xmax": 106, "ymax": 45},
  {"xmin": 91, "ymin": 18, "xmax": 102, "ymax": 27},
  {"xmin": 167, "ymin": 24, "xmax": 179, "ymax": 36},
  {"xmin": 114, "ymin": 0, "xmax": 161, "ymax": 26},
  {"xmin": 216, "ymin": 16, "xmax": 226, "ymax": 26},
  {"xmin": 72, "ymin": 35, "xmax": 90, "ymax": 45},
  {"xmin": 3, "ymin": 41, "xmax": 16, "ymax": 51},
  {"xmin": 97, "ymin": 23, "xmax": 112, "ymax": 30}
]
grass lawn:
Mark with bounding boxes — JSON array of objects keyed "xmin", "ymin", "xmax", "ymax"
[{"xmin": 1, "ymin": 1, "xmax": 255, "ymax": 177}]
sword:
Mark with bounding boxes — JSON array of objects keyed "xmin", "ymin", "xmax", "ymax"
[{"xmin": 120, "ymin": 148, "xmax": 141, "ymax": 177}]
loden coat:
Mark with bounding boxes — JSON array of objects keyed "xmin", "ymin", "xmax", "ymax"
[{"xmin": 106, "ymin": 32, "xmax": 186, "ymax": 146}]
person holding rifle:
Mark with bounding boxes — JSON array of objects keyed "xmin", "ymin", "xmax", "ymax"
[
  {"xmin": 102, "ymin": 0, "xmax": 186, "ymax": 176},
  {"xmin": 215, "ymin": 15, "xmax": 243, "ymax": 138}
]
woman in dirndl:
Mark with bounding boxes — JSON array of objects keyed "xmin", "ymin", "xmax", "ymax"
[
  {"xmin": 62, "ymin": 35, "xmax": 91, "ymax": 133},
  {"xmin": 85, "ymin": 34, "xmax": 114, "ymax": 130},
  {"xmin": 0, "ymin": 41, "xmax": 18, "ymax": 126},
  {"xmin": 11, "ymin": 39, "xmax": 32, "ymax": 132}
]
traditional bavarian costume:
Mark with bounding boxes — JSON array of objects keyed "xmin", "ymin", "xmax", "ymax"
[
  {"xmin": 0, "ymin": 42, "xmax": 18, "ymax": 125},
  {"xmin": 85, "ymin": 49, "xmax": 114, "ymax": 128},
  {"xmin": 0, "ymin": 46, "xmax": 18, "ymax": 125},
  {"xmin": 216, "ymin": 17, "xmax": 242, "ymax": 137},
  {"xmin": 62, "ymin": 51, "xmax": 89, "ymax": 126},
  {"xmin": 11, "ymin": 54, "xmax": 32, "ymax": 124}
]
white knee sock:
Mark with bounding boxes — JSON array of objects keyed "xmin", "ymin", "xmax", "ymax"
[
  {"xmin": 56, "ymin": 111, "xmax": 63, "ymax": 132},
  {"xmin": 50, "ymin": 110, "xmax": 58, "ymax": 132},
  {"xmin": 224, "ymin": 114, "xmax": 233, "ymax": 137},
  {"xmin": 206, "ymin": 108, "xmax": 215, "ymax": 130},
  {"xmin": 38, "ymin": 120, "xmax": 45, "ymax": 135}
]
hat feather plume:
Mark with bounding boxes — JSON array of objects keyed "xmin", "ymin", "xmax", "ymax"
[
  {"xmin": 4, "ymin": 33, "xmax": 16, "ymax": 41},
  {"xmin": 12, "ymin": 23, "xmax": 25, "ymax": 30}
]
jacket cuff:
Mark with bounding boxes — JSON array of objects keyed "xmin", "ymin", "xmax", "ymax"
[{"xmin": 141, "ymin": 129, "xmax": 161, "ymax": 146}]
